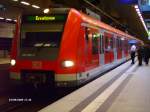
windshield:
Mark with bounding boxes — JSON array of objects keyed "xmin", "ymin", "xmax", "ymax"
[
  {"xmin": 19, "ymin": 23, "xmax": 65, "ymax": 60},
  {"xmin": 20, "ymin": 24, "xmax": 63, "ymax": 48}
]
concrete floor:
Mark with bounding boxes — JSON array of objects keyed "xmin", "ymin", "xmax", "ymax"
[{"xmin": 104, "ymin": 65, "xmax": 150, "ymax": 112}]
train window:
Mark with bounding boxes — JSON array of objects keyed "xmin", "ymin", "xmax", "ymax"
[
  {"xmin": 116, "ymin": 37, "xmax": 122, "ymax": 50},
  {"xmin": 121, "ymin": 38, "xmax": 125, "ymax": 50},
  {"xmin": 110, "ymin": 37, "xmax": 113, "ymax": 49},
  {"xmin": 120, "ymin": 39, "xmax": 122, "ymax": 50},
  {"xmin": 116, "ymin": 38, "xmax": 119, "ymax": 49},
  {"xmin": 124, "ymin": 39, "xmax": 128, "ymax": 51},
  {"xmin": 85, "ymin": 27, "xmax": 89, "ymax": 41},
  {"xmin": 92, "ymin": 33, "xmax": 98, "ymax": 54},
  {"xmin": 102, "ymin": 35, "xmax": 104, "ymax": 53},
  {"xmin": 100, "ymin": 34, "xmax": 104, "ymax": 54},
  {"xmin": 105, "ymin": 36, "xmax": 109, "ymax": 49},
  {"xmin": 113, "ymin": 37, "xmax": 116, "ymax": 48}
]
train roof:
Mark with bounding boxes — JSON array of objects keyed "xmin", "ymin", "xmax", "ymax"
[{"xmin": 70, "ymin": 9, "xmax": 142, "ymax": 42}]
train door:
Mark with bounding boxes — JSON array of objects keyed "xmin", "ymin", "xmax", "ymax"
[
  {"xmin": 84, "ymin": 27, "xmax": 92, "ymax": 68},
  {"xmin": 99, "ymin": 32, "xmax": 104, "ymax": 65},
  {"xmin": 104, "ymin": 32, "xmax": 114, "ymax": 64},
  {"xmin": 84, "ymin": 27, "xmax": 99, "ymax": 69},
  {"xmin": 91, "ymin": 30, "xmax": 99, "ymax": 67}
]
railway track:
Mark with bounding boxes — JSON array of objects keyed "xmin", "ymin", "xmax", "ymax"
[{"xmin": 0, "ymin": 102, "xmax": 25, "ymax": 112}]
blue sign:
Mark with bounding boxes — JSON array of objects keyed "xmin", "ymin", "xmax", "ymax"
[
  {"xmin": 118, "ymin": 0, "xmax": 138, "ymax": 4},
  {"xmin": 128, "ymin": 40, "xmax": 137, "ymax": 44}
]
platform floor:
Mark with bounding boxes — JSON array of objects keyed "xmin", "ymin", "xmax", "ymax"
[
  {"xmin": 40, "ymin": 60, "xmax": 150, "ymax": 112},
  {"xmin": 104, "ymin": 64, "xmax": 150, "ymax": 112}
]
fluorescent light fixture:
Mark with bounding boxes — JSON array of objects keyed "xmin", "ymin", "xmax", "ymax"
[
  {"xmin": 138, "ymin": 13, "xmax": 142, "ymax": 17},
  {"xmin": 14, "ymin": 20, "xmax": 17, "ymax": 22},
  {"xmin": 12, "ymin": 0, "xmax": 18, "ymax": 1},
  {"xmin": 32, "ymin": 5, "xmax": 40, "ymax": 9},
  {"xmin": 136, "ymin": 10, "xmax": 140, "ymax": 14},
  {"xmin": 134, "ymin": 5, "xmax": 148, "ymax": 34},
  {"xmin": 20, "ymin": 1, "xmax": 30, "ymax": 5},
  {"xmin": 137, "ymin": 11, "xmax": 140, "ymax": 14},
  {"xmin": 43, "ymin": 8, "xmax": 49, "ymax": 13},
  {"xmin": 0, "ymin": 17, "xmax": 4, "ymax": 19},
  {"xmin": 134, "ymin": 5, "xmax": 138, "ymax": 9},
  {"xmin": 136, "ymin": 8, "xmax": 140, "ymax": 12},
  {"xmin": 140, "ymin": 17, "xmax": 143, "ymax": 21},
  {"xmin": 6, "ymin": 18, "xmax": 12, "ymax": 21},
  {"xmin": 121, "ymin": 38, "xmax": 125, "ymax": 40}
]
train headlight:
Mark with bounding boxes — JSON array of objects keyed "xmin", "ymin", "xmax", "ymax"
[
  {"xmin": 62, "ymin": 60, "xmax": 74, "ymax": 68},
  {"xmin": 11, "ymin": 59, "xmax": 16, "ymax": 66}
]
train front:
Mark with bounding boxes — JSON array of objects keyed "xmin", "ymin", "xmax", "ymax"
[{"xmin": 10, "ymin": 9, "xmax": 79, "ymax": 87}]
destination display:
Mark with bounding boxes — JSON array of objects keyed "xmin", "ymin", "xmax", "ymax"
[{"xmin": 22, "ymin": 14, "xmax": 67, "ymax": 23}]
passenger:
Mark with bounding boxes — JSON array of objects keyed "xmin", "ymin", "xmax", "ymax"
[
  {"xmin": 137, "ymin": 45, "xmax": 144, "ymax": 66},
  {"xmin": 143, "ymin": 44, "xmax": 150, "ymax": 65},
  {"xmin": 130, "ymin": 44, "xmax": 136, "ymax": 64}
]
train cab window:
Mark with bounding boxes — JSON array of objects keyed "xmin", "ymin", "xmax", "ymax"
[
  {"xmin": 92, "ymin": 33, "xmax": 98, "ymax": 54},
  {"xmin": 20, "ymin": 24, "xmax": 63, "ymax": 48},
  {"xmin": 19, "ymin": 13, "xmax": 69, "ymax": 60}
]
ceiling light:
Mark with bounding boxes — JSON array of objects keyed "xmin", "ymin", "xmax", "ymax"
[
  {"xmin": 134, "ymin": 5, "xmax": 138, "ymax": 9},
  {"xmin": 6, "ymin": 18, "xmax": 12, "ymax": 21},
  {"xmin": 138, "ymin": 13, "xmax": 142, "ymax": 17},
  {"xmin": 0, "ymin": 17, "xmax": 4, "ymax": 19},
  {"xmin": 14, "ymin": 20, "xmax": 17, "ymax": 22},
  {"xmin": 136, "ymin": 8, "xmax": 140, "ymax": 12},
  {"xmin": 12, "ymin": 0, "xmax": 18, "ymax": 2},
  {"xmin": 43, "ymin": 8, "xmax": 49, "ymax": 13},
  {"xmin": 20, "ymin": 1, "xmax": 30, "ymax": 6},
  {"xmin": 134, "ymin": 5, "xmax": 148, "ymax": 34},
  {"xmin": 32, "ymin": 5, "xmax": 40, "ymax": 9},
  {"xmin": 137, "ymin": 11, "xmax": 140, "ymax": 14}
]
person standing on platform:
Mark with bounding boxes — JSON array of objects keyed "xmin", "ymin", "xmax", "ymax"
[
  {"xmin": 143, "ymin": 44, "xmax": 150, "ymax": 65},
  {"xmin": 130, "ymin": 44, "xmax": 136, "ymax": 64},
  {"xmin": 137, "ymin": 45, "xmax": 144, "ymax": 66}
]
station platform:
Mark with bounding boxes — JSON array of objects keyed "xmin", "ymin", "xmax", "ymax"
[{"xmin": 39, "ymin": 60, "xmax": 150, "ymax": 112}]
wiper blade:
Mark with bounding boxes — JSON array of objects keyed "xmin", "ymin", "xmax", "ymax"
[{"xmin": 34, "ymin": 43, "xmax": 44, "ymax": 47}]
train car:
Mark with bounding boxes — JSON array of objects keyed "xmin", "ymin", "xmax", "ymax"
[{"xmin": 10, "ymin": 8, "xmax": 142, "ymax": 87}]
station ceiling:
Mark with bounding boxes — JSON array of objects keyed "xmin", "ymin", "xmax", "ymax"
[{"xmin": 0, "ymin": 0, "xmax": 149, "ymax": 42}]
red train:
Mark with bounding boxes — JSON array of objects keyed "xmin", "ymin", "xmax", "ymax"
[{"xmin": 10, "ymin": 8, "xmax": 142, "ymax": 87}]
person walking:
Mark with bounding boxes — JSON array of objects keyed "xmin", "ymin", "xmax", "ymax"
[
  {"xmin": 130, "ymin": 44, "xmax": 136, "ymax": 64},
  {"xmin": 137, "ymin": 45, "xmax": 144, "ymax": 66},
  {"xmin": 143, "ymin": 44, "xmax": 150, "ymax": 65}
]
